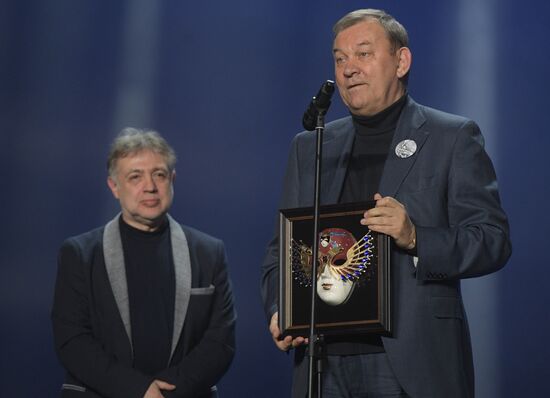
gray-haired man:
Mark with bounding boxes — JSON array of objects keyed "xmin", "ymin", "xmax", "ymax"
[
  {"xmin": 261, "ymin": 9, "xmax": 510, "ymax": 398},
  {"xmin": 52, "ymin": 128, "xmax": 236, "ymax": 398}
]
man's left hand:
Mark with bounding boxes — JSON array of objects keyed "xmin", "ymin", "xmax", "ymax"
[
  {"xmin": 143, "ymin": 380, "xmax": 176, "ymax": 398},
  {"xmin": 361, "ymin": 193, "xmax": 416, "ymax": 250}
]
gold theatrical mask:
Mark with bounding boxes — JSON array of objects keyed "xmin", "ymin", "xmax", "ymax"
[{"xmin": 291, "ymin": 228, "xmax": 373, "ymax": 306}]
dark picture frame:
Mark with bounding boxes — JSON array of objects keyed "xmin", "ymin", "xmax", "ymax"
[{"xmin": 278, "ymin": 201, "xmax": 391, "ymax": 337}]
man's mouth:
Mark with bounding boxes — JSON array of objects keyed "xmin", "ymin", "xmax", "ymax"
[
  {"xmin": 141, "ymin": 199, "xmax": 160, "ymax": 207},
  {"xmin": 348, "ymin": 83, "xmax": 365, "ymax": 90},
  {"xmin": 321, "ymin": 283, "xmax": 333, "ymax": 290}
]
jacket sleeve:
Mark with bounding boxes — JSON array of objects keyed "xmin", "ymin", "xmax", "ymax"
[
  {"xmin": 155, "ymin": 240, "xmax": 236, "ymax": 398},
  {"xmin": 51, "ymin": 238, "xmax": 153, "ymax": 398},
  {"xmin": 260, "ymin": 134, "xmax": 303, "ymax": 322},
  {"xmin": 414, "ymin": 120, "xmax": 512, "ymax": 281}
]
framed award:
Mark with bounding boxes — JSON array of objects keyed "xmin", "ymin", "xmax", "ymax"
[{"xmin": 279, "ymin": 201, "xmax": 391, "ymax": 337}]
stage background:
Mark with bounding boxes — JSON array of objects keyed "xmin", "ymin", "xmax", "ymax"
[{"xmin": 1, "ymin": 1, "xmax": 549, "ymax": 396}]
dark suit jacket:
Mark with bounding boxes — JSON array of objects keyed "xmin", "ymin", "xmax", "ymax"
[
  {"xmin": 52, "ymin": 214, "xmax": 236, "ymax": 398},
  {"xmin": 260, "ymin": 96, "xmax": 511, "ymax": 398}
]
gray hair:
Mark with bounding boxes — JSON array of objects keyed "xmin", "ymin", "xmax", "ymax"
[
  {"xmin": 107, "ymin": 127, "xmax": 177, "ymax": 177},
  {"xmin": 333, "ymin": 9, "xmax": 409, "ymax": 53}
]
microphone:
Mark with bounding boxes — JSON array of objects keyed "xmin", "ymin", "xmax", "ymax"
[{"xmin": 302, "ymin": 80, "xmax": 335, "ymax": 131}]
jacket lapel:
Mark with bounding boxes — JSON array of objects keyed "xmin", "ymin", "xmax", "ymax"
[
  {"xmin": 167, "ymin": 215, "xmax": 192, "ymax": 363},
  {"xmin": 322, "ymin": 117, "xmax": 355, "ymax": 204},
  {"xmin": 379, "ymin": 97, "xmax": 429, "ymax": 197},
  {"xmin": 103, "ymin": 215, "xmax": 133, "ymax": 352}
]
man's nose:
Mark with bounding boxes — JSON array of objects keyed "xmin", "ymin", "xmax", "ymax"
[
  {"xmin": 143, "ymin": 175, "xmax": 158, "ymax": 192},
  {"xmin": 343, "ymin": 60, "xmax": 359, "ymax": 78}
]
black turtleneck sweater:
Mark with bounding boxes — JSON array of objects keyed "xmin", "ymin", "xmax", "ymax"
[
  {"xmin": 120, "ymin": 217, "xmax": 175, "ymax": 374},
  {"xmin": 326, "ymin": 94, "xmax": 407, "ymax": 356},
  {"xmin": 340, "ymin": 94, "xmax": 407, "ymax": 203}
]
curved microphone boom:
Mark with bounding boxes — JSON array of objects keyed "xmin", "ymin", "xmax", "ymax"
[{"xmin": 302, "ymin": 80, "xmax": 335, "ymax": 131}]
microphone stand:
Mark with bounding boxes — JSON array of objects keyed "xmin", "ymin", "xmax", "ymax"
[{"xmin": 307, "ymin": 110, "xmax": 328, "ymax": 398}]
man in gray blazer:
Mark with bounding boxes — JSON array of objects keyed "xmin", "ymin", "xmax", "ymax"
[
  {"xmin": 52, "ymin": 128, "xmax": 236, "ymax": 398},
  {"xmin": 261, "ymin": 9, "xmax": 511, "ymax": 398}
]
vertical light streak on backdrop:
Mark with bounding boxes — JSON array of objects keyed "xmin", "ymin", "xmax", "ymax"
[
  {"xmin": 112, "ymin": 0, "xmax": 161, "ymax": 130},
  {"xmin": 454, "ymin": 1, "xmax": 501, "ymax": 397},
  {"xmin": 101, "ymin": 0, "xmax": 161, "ymax": 220}
]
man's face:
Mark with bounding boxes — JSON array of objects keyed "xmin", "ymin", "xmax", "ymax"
[
  {"xmin": 107, "ymin": 150, "xmax": 175, "ymax": 231},
  {"xmin": 333, "ymin": 19, "xmax": 410, "ymax": 116}
]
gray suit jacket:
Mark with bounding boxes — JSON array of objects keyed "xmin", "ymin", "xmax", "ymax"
[
  {"xmin": 260, "ymin": 96, "xmax": 511, "ymax": 398},
  {"xmin": 52, "ymin": 215, "xmax": 236, "ymax": 398}
]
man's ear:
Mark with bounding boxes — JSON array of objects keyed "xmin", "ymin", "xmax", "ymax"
[
  {"xmin": 107, "ymin": 176, "xmax": 119, "ymax": 199},
  {"xmin": 396, "ymin": 47, "xmax": 412, "ymax": 78}
]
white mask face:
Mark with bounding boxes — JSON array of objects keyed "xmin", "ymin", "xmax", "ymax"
[{"xmin": 316, "ymin": 264, "xmax": 354, "ymax": 306}]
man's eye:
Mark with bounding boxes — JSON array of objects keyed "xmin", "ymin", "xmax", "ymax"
[
  {"xmin": 129, "ymin": 175, "xmax": 140, "ymax": 181},
  {"xmin": 332, "ymin": 259, "xmax": 346, "ymax": 266},
  {"xmin": 154, "ymin": 172, "xmax": 167, "ymax": 179}
]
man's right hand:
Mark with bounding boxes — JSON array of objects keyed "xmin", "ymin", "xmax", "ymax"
[
  {"xmin": 144, "ymin": 379, "xmax": 176, "ymax": 398},
  {"xmin": 269, "ymin": 312, "xmax": 308, "ymax": 352}
]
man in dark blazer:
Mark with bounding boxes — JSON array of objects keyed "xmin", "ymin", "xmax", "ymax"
[
  {"xmin": 261, "ymin": 9, "xmax": 511, "ymax": 398},
  {"xmin": 52, "ymin": 128, "xmax": 236, "ymax": 398}
]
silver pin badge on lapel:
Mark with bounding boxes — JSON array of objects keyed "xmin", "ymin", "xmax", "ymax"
[{"xmin": 395, "ymin": 139, "xmax": 417, "ymax": 158}]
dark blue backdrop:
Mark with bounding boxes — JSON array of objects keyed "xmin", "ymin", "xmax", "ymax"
[{"xmin": 1, "ymin": 1, "xmax": 549, "ymax": 396}]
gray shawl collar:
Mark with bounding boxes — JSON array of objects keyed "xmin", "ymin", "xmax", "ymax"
[{"xmin": 102, "ymin": 213, "xmax": 191, "ymax": 364}]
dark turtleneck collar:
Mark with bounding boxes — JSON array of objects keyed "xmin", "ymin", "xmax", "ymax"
[
  {"xmin": 119, "ymin": 215, "xmax": 169, "ymax": 238},
  {"xmin": 351, "ymin": 93, "xmax": 408, "ymax": 135}
]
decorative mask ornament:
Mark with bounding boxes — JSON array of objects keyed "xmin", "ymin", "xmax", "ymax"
[{"xmin": 291, "ymin": 228, "xmax": 374, "ymax": 305}]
